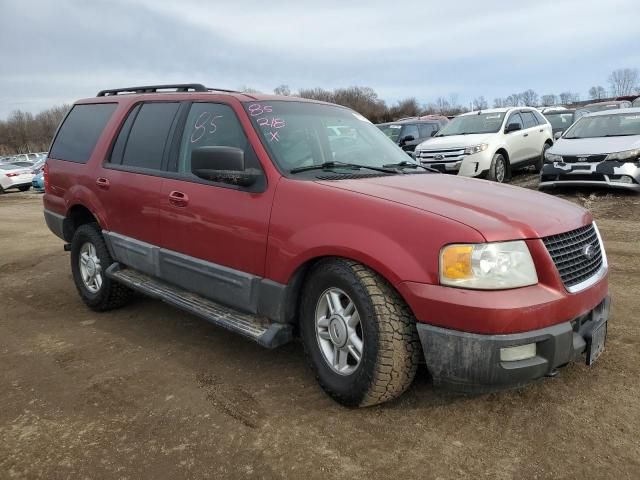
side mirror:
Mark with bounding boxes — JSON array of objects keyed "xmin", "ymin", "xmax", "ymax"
[
  {"xmin": 399, "ymin": 135, "xmax": 415, "ymax": 145},
  {"xmin": 554, "ymin": 131, "xmax": 563, "ymax": 140},
  {"xmin": 191, "ymin": 146, "xmax": 260, "ymax": 187},
  {"xmin": 505, "ymin": 123, "xmax": 522, "ymax": 133}
]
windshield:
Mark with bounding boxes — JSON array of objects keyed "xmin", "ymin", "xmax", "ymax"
[
  {"xmin": 244, "ymin": 101, "xmax": 411, "ymax": 173},
  {"xmin": 435, "ymin": 112, "xmax": 505, "ymax": 136},
  {"xmin": 545, "ymin": 113, "xmax": 575, "ymax": 129},
  {"xmin": 563, "ymin": 112, "xmax": 640, "ymax": 139},
  {"xmin": 377, "ymin": 123, "xmax": 404, "ymax": 142}
]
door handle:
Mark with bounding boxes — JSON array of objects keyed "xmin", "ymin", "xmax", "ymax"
[
  {"xmin": 168, "ymin": 190, "xmax": 189, "ymax": 207},
  {"xmin": 523, "ymin": 133, "xmax": 529, "ymax": 137},
  {"xmin": 539, "ymin": 129, "xmax": 544, "ymax": 132},
  {"xmin": 96, "ymin": 177, "xmax": 110, "ymax": 189}
]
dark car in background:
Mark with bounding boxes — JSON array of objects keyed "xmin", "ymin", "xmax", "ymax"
[
  {"xmin": 543, "ymin": 109, "xmax": 577, "ymax": 139},
  {"xmin": 376, "ymin": 116, "xmax": 448, "ymax": 154}
]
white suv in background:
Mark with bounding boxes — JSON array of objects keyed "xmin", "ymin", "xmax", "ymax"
[{"xmin": 414, "ymin": 108, "xmax": 554, "ymax": 182}]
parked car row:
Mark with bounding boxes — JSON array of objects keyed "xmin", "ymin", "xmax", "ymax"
[
  {"xmin": 0, "ymin": 152, "xmax": 47, "ymax": 164},
  {"xmin": 372, "ymin": 98, "xmax": 638, "ymax": 193},
  {"xmin": 0, "ymin": 153, "xmax": 47, "ymax": 194}
]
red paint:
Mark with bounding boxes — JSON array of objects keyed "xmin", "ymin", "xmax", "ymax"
[{"xmin": 44, "ymin": 91, "xmax": 609, "ymax": 335}]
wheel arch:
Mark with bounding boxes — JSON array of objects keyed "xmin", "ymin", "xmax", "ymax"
[{"xmin": 63, "ymin": 204, "xmax": 100, "ymax": 242}]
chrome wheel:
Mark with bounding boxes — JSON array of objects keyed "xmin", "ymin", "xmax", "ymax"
[
  {"xmin": 79, "ymin": 242, "xmax": 102, "ymax": 293},
  {"xmin": 495, "ymin": 157, "xmax": 506, "ymax": 182},
  {"xmin": 315, "ymin": 288, "xmax": 363, "ymax": 375}
]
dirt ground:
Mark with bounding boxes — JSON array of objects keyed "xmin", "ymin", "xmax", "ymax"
[{"xmin": 1, "ymin": 173, "xmax": 639, "ymax": 480}]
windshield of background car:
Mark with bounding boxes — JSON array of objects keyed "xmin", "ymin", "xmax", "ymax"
[
  {"xmin": 377, "ymin": 123, "xmax": 403, "ymax": 142},
  {"xmin": 563, "ymin": 112, "xmax": 640, "ymax": 138},
  {"xmin": 435, "ymin": 112, "xmax": 506, "ymax": 136},
  {"xmin": 545, "ymin": 113, "xmax": 575, "ymax": 129},
  {"xmin": 244, "ymin": 101, "xmax": 411, "ymax": 172}
]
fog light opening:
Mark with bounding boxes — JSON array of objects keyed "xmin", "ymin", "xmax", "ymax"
[
  {"xmin": 610, "ymin": 175, "xmax": 634, "ymax": 184},
  {"xmin": 500, "ymin": 343, "xmax": 536, "ymax": 362}
]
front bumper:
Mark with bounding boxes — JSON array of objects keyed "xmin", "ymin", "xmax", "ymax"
[
  {"xmin": 417, "ymin": 296, "xmax": 611, "ymax": 392},
  {"xmin": 539, "ymin": 160, "xmax": 640, "ymax": 191}
]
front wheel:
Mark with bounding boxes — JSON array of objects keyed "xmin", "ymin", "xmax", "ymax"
[
  {"xmin": 300, "ymin": 259, "xmax": 421, "ymax": 407},
  {"xmin": 535, "ymin": 143, "xmax": 551, "ymax": 173},
  {"xmin": 70, "ymin": 223, "xmax": 132, "ymax": 311},
  {"xmin": 18, "ymin": 185, "xmax": 31, "ymax": 192},
  {"xmin": 487, "ymin": 153, "xmax": 508, "ymax": 183}
]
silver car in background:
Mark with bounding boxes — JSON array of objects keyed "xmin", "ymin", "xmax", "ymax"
[{"xmin": 540, "ymin": 108, "xmax": 640, "ymax": 192}]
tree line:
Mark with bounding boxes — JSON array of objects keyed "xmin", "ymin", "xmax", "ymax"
[
  {"xmin": 1, "ymin": 68, "xmax": 638, "ymax": 155},
  {"xmin": 0, "ymin": 105, "xmax": 69, "ymax": 155}
]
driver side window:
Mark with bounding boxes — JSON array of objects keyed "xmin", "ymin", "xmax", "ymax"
[
  {"xmin": 177, "ymin": 103, "xmax": 260, "ymax": 174},
  {"xmin": 506, "ymin": 113, "xmax": 524, "ymax": 129}
]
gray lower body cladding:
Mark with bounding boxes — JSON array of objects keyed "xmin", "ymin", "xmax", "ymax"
[{"xmin": 416, "ymin": 296, "xmax": 611, "ymax": 393}]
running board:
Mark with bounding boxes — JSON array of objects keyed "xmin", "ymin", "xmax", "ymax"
[{"xmin": 106, "ymin": 264, "xmax": 293, "ymax": 349}]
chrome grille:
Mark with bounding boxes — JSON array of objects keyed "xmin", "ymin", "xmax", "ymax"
[
  {"xmin": 415, "ymin": 147, "xmax": 466, "ymax": 163},
  {"xmin": 542, "ymin": 223, "xmax": 604, "ymax": 289}
]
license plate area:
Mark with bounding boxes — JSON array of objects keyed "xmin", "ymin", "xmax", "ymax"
[{"xmin": 586, "ymin": 321, "xmax": 607, "ymax": 365}]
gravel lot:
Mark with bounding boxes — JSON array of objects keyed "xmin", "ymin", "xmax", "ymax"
[{"xmin": 1, "ymin": 174, "xmax": 639, "ymax": 479}]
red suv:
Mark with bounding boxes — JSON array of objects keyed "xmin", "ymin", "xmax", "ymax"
[{"xmin": 43, "ymin": 84, "xmax": 610, "ymax": 407}]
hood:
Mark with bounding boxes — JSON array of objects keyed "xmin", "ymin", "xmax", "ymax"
[
  {"xmin": 552, "ymin": 135, "xmax": 640, "ymax": 155},
  {"xmin": 417, "ymin": 133, "xmax": 493, "ymax": 150},
  {"xmin": 317, "ymin": 174, "xmax": 590, "ymax": 242}
]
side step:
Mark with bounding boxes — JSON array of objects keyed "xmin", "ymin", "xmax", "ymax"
[{"xmin": 106, "ymin": 265, "xmax": 293, "ymax": 349}]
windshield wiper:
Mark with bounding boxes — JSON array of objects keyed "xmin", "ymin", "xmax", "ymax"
[
  {"xmin": 289, "ymin": 161, "xmax": 397, "ymax": 174},
  {"xmin": 382, "ymin": 161, "xmax": 440, "ymax": 173}
]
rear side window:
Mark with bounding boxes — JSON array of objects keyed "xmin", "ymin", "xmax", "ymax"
[
  {"xmin": 115, "ymin": 102, "xmax": 180, "ymax": 170},
  {"xmin": 49, "ymin": 103, "xmax": 117, "ymax": 163},
  {"xmin": 521, "ymin": 111, "xmax": 538, "ymax": 129}
]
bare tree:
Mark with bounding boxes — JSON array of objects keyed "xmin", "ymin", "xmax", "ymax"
[
  {"xmin": 0, "ymin": 104, "xmax": 69, "ymax": 154},
  {"xmin": 588, "ymin": 85, "xmax": 607, "ymax": 100},
  {"xmin": 519, "ymin": 89, "xmax": 539, "ymax": 107},
  {"xmin": 273, "ymin": 84, "xmax": 291, "ymax": 96},
  {"xmin": 558, "ymin": 91, "xmax": 576, "ymax": 105},
  {"xmin": 389, "ymin": 98, "xmax": 421, "ymax": 119},
  {"xmin": 540, "ymin": 94, "xmax": 557, "ymax": 106},
  {"xmin": 239, "ymin": 85, "xmax": 261, "ymax": 93},
  {"xmin": 608, "ymin": 68, "xmax": 639, "ymax": 97},
  {"xmin": 472, "ymin": 96, "xmax": 488, "ymax": 110},
  {"xmin": 504, "ymin": 94, "xmax": 520, "ymax": 107},
  {"xmin": 493, "ymin": 97, "xmax": 506, "ymax": 108}
]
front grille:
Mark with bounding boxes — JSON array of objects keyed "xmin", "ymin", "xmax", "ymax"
[
  {"xmin": 416, "ymin": 147, "xmax": 466, "ymax": 163},
  {"xmin": 542, "ymin": 223, "xmax": 603, "ymax": 289},
  {"xmin": 561, "ymin": 155, "xmax": 607, "ymax": 163}
]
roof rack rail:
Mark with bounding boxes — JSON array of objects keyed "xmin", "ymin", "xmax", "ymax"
[{"xmin": 96, "ymin": 83, "xmax": 208, "ymax": 97}]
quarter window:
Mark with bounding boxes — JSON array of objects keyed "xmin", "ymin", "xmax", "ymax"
[{"xmin": 49, "ymin": 103, "xmax": 117, "ymax": 163}]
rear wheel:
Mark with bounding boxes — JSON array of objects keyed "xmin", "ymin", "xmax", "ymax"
[
  {"xmin": 70, "ymin": 223, "xmax": 132, "ymax": 311},
  {"xmin": 487, "ymin": 153, "xmax": 508, "ymax": 183},
  {"xmin": 300, "ymin": 259, "xmax": 421, "ymax": 407},
  {"xmin": 18, "ymin": 185, "xmax": 30, "ymax": 192}
]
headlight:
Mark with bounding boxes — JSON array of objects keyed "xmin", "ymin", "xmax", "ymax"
[
  {"xmin": 440, "ymin": 241, "xmax": 538, "ymax": 290},
  {"xmin": 544, "ymin": 151, "xmax": 562, "ymax": 163},
  {"xmin": 605, "ymin": 148, "xmax": 640, "ymax": 161},
  {"xmin": 464, "ymin": 143, "xmax": 488, "ymax": 155}
]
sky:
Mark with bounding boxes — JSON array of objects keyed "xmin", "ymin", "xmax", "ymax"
[{"xmin": 1, "ymin": 0, "xmax": 639, "ymax": 118}]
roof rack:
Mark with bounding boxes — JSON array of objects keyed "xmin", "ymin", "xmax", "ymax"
[{"xmin": 96, "ymin": 83, "xmax": 242, "ymax": 97}]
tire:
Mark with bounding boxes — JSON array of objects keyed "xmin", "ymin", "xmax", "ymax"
[
  {"xmin": 70, "ymin": 223, "xmax": 132, "ymax": 311},
  {"xmin": 0, "ymin": 185, "xmax": 4, "ymax": 194},
  {"xmin": 18, "ymin": 185, "xmax": 30, "ymax": 192},
  {"xmin": 487, "ymin": 153, "xmax": 508, "ymax": 183},
  {"xmin": 535, "ymin": 143, "xmax": 551, "ymax": 173},
  {"xmin": 300, "ymin": 259, "xmax": 421, "ymax": 407}
]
